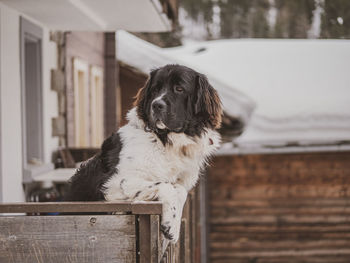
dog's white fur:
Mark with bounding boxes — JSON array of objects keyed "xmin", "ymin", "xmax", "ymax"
[{"xmin": 104, "ymin": 107, "xmax": 220, "ymax": 242}]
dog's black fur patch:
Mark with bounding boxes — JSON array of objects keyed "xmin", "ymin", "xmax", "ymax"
[
  {"xmin": 64, "ymin": 132, "xmax": 122, "ymax": 201},
  {"xmin": 134, "ymin": 64, "xmax": 222, "ymax": 145}
]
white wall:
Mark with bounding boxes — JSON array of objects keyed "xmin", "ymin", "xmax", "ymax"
[{"xmin": 0, "ymin": 3, "xmax": 58, "ymax": 202}]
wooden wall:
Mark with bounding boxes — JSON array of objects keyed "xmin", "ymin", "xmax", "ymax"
[
  {"xmin": 207, "ymin": 151, "xmax": 350, "ymax": 263},
  {"xmin": 119, "ymin": 65, "xmax": 147, "ymax": 126},
  {"xmin": 65, "ymin": 32, "xmax": 105, "ymax": 146},
  {"xmin": 104, "ymin": 33, "xmax": 118, "ymax": 136}
]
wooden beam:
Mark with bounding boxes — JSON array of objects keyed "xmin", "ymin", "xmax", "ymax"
[
  {"xmin": 138, "ymin": 215, "xmax": 151, "ymax": 263},
  {"xmin": 0, "ymin": 201, "xmax": 162, "ymax": 215}
]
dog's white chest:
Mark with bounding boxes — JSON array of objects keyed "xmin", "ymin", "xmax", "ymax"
[{"xmin": 104, "ymin": 108, "xmax": 220, "ymax": 199}]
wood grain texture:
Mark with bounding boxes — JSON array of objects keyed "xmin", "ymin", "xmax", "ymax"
[
  {"xmin": 0, "ymin": 201, "xmax": 162, "ymax": 215},
  {"xmin": 208, "ymin": 152, "xmax": 350, "ymax": 263},
  {"xmin": 104, "ymin": 32, "xmax": 118, "ymax": 135},
  {"xmin": 150, "ymin": 215, "xmax": 161, "ymax": 263},
  {"xmin": 0, "ymin": 215, "xmax": 135, "ymax": 263},
  {"xmin": 119, "ymin": 65, "xmax": 147, "ymax": 126},
  {"xmin": 138, "ymin": 215, "xmax": 151, "ymax": 263}
]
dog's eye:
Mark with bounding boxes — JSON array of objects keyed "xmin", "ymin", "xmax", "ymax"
[{"xmin": 174, "ymin": 86, "xmax": 184, "ymax": 93}]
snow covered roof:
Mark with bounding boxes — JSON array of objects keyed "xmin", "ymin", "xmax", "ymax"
[
  {"xmin": 116, "ymin": 31, "xmax": 255, "ymax": 125},
  {"xmin": 116, "ymin": 30, "xmax": 350, "ymax": 154}
]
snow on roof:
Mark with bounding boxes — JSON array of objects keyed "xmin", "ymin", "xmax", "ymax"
[
  {"xmin": 116, "ymin": 30, "xmax": 255, "ymax": 124},
  {"xmin": 116, "ymin": 30, "xmax": 350, "ymax": 153}
]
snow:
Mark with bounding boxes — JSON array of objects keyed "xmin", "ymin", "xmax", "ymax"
[
  {"xmin": 116, "ymin": 30, "xmax": 256, "ymax": 124},
  {"xmin": 116, "ymin": 30, "xmax": 350, "ymax": 153}
]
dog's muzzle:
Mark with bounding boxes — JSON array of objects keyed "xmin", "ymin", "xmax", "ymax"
[
  {"xmin": 151, "ymin": 99, "xmax": 167, "ymax": 130},
  {"xmin": 152, "ymin": 99, "xmax": 166, "ymax": 114}
]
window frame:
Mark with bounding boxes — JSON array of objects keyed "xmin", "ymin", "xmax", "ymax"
[{"xmin": 20, "ymin": 17, "xmax": 46, "ymax": 182}]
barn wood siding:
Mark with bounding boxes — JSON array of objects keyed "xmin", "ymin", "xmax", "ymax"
[
  {"xmin": 104, "ymin": 32, "xmax": 118, "ymax": 136},
  {"xmin": 0, "ymin": 215, "xmax": 136, "ymax": 263},
  {"xmin": 208, "ymin": 151, "xmax": 350, "ymax": 263},
  {"xmin": 119, "ymin": 65, "xmax": 147, "ymax": 126}
]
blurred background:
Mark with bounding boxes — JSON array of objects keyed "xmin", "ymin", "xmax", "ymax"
[{"xmin": 0, "ymin": 0, "xmax": 349, "ymax": 262}]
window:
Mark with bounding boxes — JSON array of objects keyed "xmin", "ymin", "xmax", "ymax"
[{"xmin": 20, "ymin": 17, "xmax": 52, "ymax": 181}]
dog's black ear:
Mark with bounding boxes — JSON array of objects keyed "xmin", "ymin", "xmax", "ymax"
[
  {"xmin": 195, "ymin": 74, "xmax": 222, "ymax": 129},
  {"xmin": 134, "ymin": 69, "xmax": 157, "ymax": 121}
]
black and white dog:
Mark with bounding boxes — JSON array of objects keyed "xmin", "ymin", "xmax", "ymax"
[{"xmin": 65, "ymin": 64, "xmax": 222, "ymax": 243}]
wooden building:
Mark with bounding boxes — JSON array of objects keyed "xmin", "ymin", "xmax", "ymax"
[
  {"xmin": 116, "ymin": 31, "xmax": 350, "ymax": 262},
  {"xmin": 207, "ymin": 151, "xmax": 350, "ymax": 262}
]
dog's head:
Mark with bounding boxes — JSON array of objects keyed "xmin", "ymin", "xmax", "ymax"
[{"xmin": 134, "ymin": 65, "xmax": 222, "ymax": 141}]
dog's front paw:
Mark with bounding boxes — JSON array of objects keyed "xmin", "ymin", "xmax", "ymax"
[
  {"xmin": 160, "ymin": 220, "xmax": 179, "ymax": 243},
  {"xmin": 160, "ymin": 222, "xmax": 173, "ymax": 240}
]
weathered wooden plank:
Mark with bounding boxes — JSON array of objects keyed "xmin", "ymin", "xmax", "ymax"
[
  {"xmin": 132, "ymin": 202, "xmax": 162, "ymax": 215},
  {"xmin": 210, "ymin": 198, "xmax": 350, "ymax": 207},
  {"xmin": 212, "ymin": 256, "xmax": 350, "ymax": 263},
  {"xmin": 179, "ymin": 220, "xmax": 186, "ymax": 263},
  {"xmin": 150, "ymin": 215, "xmax": 160, "ymax": 263},
  {"xmin": 138, "ymin": 215, "xmax": 151, "ymax": 263},
  {"xmin": 210, "ymin": 248, "xmax": 350, "ymax": 258},
  {"xmin": 210, "ymin": 214, "xmax": 350, "ymax": 224},
  {"xmin": 182, "ymin": 197, "xmax": 190, "ymax": 263},
  {"xmin": 210, "ymin": 205, "xmax": 350, "ymax": 216},
  {"xmin": 210, "ymin": 239, "xmax": 350, "ymax": 250},
  {"xmin": 255, "ymin": 257, "xmax": 350, "ymax": 263},
  {"xmin": 210, "ymin": 230, "xmax": 350, "ymax": 241},
  {"xmin": 210, "ymin": 223, "xmax": 350, "ymax": 233},
  {"xmin": 209, "ymin": 185, "xmax": 350, "ymax": 199},
  {"xmin": 209, "ymin": 165, "xmax": 350, "ymax": 183},
  {"xmin": 0, "ymin": 201, "xmax": 162, "ymax": 214},
  {"xmin": 0, "ymin": 215, "xmax": 135, "ymax": 263},
  {"xmin": 208, "ymin": 153, "xmax": 350, "ymax": 189},
  {"xmin": 161, "ymin": 237, "xmax": 169, "ymax": 261}
]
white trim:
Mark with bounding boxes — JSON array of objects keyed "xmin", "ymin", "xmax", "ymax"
[{"xmin": 20, "ymin": 17, "xmax": 45, "ymax": 183}]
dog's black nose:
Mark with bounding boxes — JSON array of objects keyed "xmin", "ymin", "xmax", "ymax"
[{"xmin": 152, "ymin": 100, "xmax": 166, "ymax": 112}]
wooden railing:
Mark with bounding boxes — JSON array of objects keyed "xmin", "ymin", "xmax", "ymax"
[
  {"xmin": 0, "ymin": 201, "xmax": 165, "ymax": 262},
  {"xmin": 0, "ymin": 196, "xmax": 203, "ymax": 263}
]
